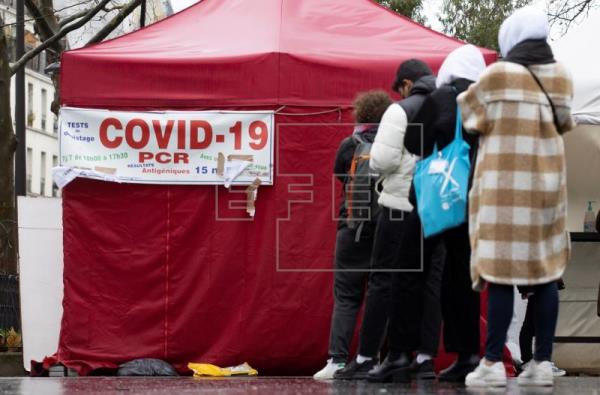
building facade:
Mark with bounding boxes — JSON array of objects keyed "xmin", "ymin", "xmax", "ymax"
[
  {"xmin": 2, "ymin": 0, "xmax": 59, "ymax": 197},
  {"xmin": 2, "ymin": 0, "xmax": 172, "ymax": 198}
]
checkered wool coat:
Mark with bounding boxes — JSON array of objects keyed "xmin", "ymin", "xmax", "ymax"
[{"xmin": 457, "ymin": 61, "xmax": 575, "ymax": 291}]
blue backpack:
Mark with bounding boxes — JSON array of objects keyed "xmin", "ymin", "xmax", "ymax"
[{"xmin": 413, "ymin": 106, "xmax": 471, "ymax": 238}]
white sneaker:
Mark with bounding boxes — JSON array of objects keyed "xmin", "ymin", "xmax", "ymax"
[
  {"xmin": 465, "ymin": 359, "xmax": 507, "ymax": 387},
  {"xmin": 551, "ymin": 362, "xmax": 566, "ymax": 377},
  {"xmin": 518, "ymin": 360, "xmax": 554, "ymax": 386},
  {"xmin": 313, "ymin": 358, "xmax": 346, "ymax": 380}
]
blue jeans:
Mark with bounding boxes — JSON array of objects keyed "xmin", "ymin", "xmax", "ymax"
[{"xmin": 485, "ymin": 282, "xmax": 558, "ymax": 362}]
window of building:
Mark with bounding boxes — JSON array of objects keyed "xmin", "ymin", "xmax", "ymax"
[
  {"xmin": 52, "ymin": 155, "xmax": 59, "ymax": 197},
  {"xmin": 41, "ymin": 89, "xmax": 47, "ymax": 131},
  {"xmin": 26, "ymin": 148, "xmax": 32, "ymax": 194},
  {"xmin": 40, "ymin": 151, "xmax": 46, "ymax": 196},
  {"xmin": 29, "ymin": 54, "xmax": 40, "ymax": 72},
  {"xmin": 27, "ymin": 83, "xmax": 34, "ymax": 127}
]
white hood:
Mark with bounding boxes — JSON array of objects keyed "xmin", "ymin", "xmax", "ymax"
[
  {"xmin": 435, "ymin": 44, "xmax": 486, "ymax": 88},
  {"xmin": 498, "ymin": 6, "xmax": 549, "ymax": 58}
]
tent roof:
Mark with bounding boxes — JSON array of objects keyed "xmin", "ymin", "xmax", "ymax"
[
  {"xmin": 552, "ymin": 10, "xmax": 600, "ymax": 125},
  {"xmin": 61, "ymin": 0, "xmax": 496, "ymax": 109}
]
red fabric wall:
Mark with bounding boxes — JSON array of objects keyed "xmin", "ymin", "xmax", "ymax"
[{"xmin": 50, "ymin": 110, "xmax": 358, "ymax": 375}]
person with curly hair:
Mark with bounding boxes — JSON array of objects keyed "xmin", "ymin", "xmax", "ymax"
[{"xmin": 314, "ymin": 90, "xmax": 392, "ymax": 380}]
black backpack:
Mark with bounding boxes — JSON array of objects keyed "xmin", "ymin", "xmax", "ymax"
[{"xmin": 345, "ymin": 130, "xmax": 381, "ymax": 240}]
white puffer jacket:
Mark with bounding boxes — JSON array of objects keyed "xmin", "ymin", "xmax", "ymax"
[{"xmin": 370, "ymin": 103, "xmax": 417, "ymax": 212}]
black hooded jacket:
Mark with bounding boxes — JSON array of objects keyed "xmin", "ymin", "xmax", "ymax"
[
  {"xmin": 404, "ymin": 78, "xmax": 478, "ymax": 157},
  {"xmin": 398, "ymin": 75, "xmax": 437, "ymax": 122},
  {"xmin": 403, "ymin": 78, "xmax": 479, "ymax": 207}
]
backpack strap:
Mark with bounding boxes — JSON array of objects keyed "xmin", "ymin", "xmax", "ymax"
[
  {"xmin": 346, "ymin": 156, "xmax": 359, "ymax": 222},
  {"xmin": 354, "ymin": 222, "xmax": 364, "ymax": 242},
  {"xmin": 524, "ymin": 66, "xmax": 562, "ymax": 134}
]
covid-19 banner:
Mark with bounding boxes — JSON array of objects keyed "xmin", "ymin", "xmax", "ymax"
[{"xmin": 58, "ymin": 107, "xmax": 275, "ymax": 185}]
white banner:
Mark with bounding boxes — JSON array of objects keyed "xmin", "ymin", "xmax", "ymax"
[{"xmin": 59, "ymin": 107, "xmax": 274, "ymax": 185}]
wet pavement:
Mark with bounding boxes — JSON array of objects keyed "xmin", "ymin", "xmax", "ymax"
[{"xmin": 0, "ymin": 377, "xmax": 599, "ymax": 395}]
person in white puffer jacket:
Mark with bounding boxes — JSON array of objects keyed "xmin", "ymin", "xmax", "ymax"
[
  {"xmin": 365, "ymin": 60, "xmax": 437, "ymax": 383},
  {"xmin": 370, "ymin": 64, "xmax": 436, "ymax": 212}
]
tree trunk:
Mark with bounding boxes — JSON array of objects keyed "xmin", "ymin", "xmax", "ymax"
[
  {"xmin": 0, "ymin": 19, "xmax": 19, "ymax": 274},
  {"xmin": 38, "ymin": 0, "xmax": 62, "ymax": 115}
]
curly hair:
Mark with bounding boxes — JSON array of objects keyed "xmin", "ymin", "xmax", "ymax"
[{"xmin": 353, "ymin": 90, "xmax": 393, "ymax": 125}]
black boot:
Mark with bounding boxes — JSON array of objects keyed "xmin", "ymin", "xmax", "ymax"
[
  {"xmin": 438, "ymin": 355, "xmax": 480, "ymax": 382},
  {"xmin": 367, "ymin": 354, "xmax": 411, "ymax": 383},
  {"xmin": 409, "ymin": 358, "xmax": 436, "ymax": 380},
  {"xmin": 333, "ymin": 358, "xmax": 378, "ymax": 380}
]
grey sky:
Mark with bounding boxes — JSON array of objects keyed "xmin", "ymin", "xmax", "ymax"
[{"xmin": 169, "ymin": 0, "xmax": 586, "ymax": 40}]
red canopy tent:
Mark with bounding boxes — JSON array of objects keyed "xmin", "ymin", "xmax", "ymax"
[{"xmin": 49, "ymin": 0, "xmax": 498, "ymax": 375}]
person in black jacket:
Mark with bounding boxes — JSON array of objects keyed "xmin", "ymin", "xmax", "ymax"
[
  {"xmin": 314, "ymin": 90, "xmax": 392, "ymax": 380},
  {"xmin": 335, "ymin": 60, "xmax": 437, "ymax": 381},
  {"xmin": 402, "ymin": 44, "xmax": 487, "ymax": 382}
]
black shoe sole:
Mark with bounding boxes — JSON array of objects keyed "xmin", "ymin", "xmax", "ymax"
[
  {"xmin": 334, "ymin": 372, "xmax": 371, "ymax": 380},
  {"xmin": 414, "ymin": 371, "xmax": 436, "ymax": 380},
  {"xmin": 368, "ymin": 367, "xmax": 410, "ymax": 383},
  {"xmin": 438, "ymin": 364, "xmax": 478, "ymax": 382},
  {"xmin": 393, "ymin": 370, "xmax": 411, "ymax": 383},
  {"xmin": 438, "ymin": 374, "xmax": 467, "ymax": 383}
]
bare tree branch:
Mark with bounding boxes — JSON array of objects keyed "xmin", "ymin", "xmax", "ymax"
[
  {"xmin": 547, "ymin": 0, "xmax": 598, "ymax": 36},
  {"xmin": 58, "ymin": 4, "xmax": 125, "ymax": 28},
  {"xmin": 24, "ymin": 0, "xmax": 57, "ymax": 45},
  {"xmin": 0, "ymin": 0, "xmax": 95, "ymax": 29},
  {"xmin": 9, "ymin": 0, "xmax": 111, "ymax": 75},
  {"xmin": 86, "ymin": 0, "xmax": 142, "ymax": 45},
  {"xmin": 58, "ymin": 8, "xmax": 90, "ymax": 28}
]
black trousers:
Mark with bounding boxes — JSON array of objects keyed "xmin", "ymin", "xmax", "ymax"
[
  {"xmin": 389, "ymin": 210, "xmax": 443, "ymax": 356},
  {"xmin": 389, "ymin": 213, "xmax": 479, "ymax": 357},
  {"xmin": 519, "ymin": 297, "xmax": 535, "ymax": 364},
  {"xmin": 328, "ymin": 225, "xmax": 373, "ymax": 363},
  {"xmin": 487, "ymin": 282, "xmax": 558, "ymax": 362},
  {"xmin": 439, "ymin": 223, "xmax": 480, "ymax": 355},
  {"xmin": 357, "ymin": 207, "xmax": 409, "ymax": 358}
]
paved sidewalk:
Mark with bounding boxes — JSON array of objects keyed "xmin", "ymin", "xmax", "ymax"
[{"xmin": 0, "ymin": 376, "xmax": 598, "ymax": 394}]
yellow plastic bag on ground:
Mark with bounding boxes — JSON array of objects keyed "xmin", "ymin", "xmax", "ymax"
[{"xmin": 187, "ymin": 362, "xmax": 258, "ymax": 377}]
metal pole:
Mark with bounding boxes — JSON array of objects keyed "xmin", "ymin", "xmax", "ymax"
[
  {"xmin": 15, "ymin": 0, "xmax": 26, "ymax": 196},
  {"xmin": 140, "ymin": 0, "xmax": 146, "ymax": 27}
]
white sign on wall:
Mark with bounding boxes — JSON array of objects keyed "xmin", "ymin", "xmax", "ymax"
[{"xmin": 59, "ymin": 108, "xmax": 274, "ymax": 185}]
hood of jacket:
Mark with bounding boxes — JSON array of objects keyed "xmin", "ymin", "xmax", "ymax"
[
  {"xmin": 410, "ymin": 75, "xmax": 437, "ymax": 96},
  {"xmin": 435, "ymin": 44, "xmax": 487, "ymax": 88},
  {"xmin": 352, "ymin": 124, "xmax": 378, "ymax": 144},
  {"xmin": 499, "ymin": 6, "xmax": 549, "ymax": 57}
]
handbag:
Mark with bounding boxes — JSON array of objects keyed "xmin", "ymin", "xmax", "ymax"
[{"xmin": 413, "ymin": 105, "xmax": 471, "ymax": 238}]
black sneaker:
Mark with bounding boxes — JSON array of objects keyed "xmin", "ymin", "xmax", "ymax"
[
  {"xmin": 333, "ymin": 358, "xmax": 378, "ymax": 380},
  {"xmin": 367, "ymin": 354, "xmax": 411, "ymax": 383},
  {"xmin": 410, "ymin": 359, "xmax": 436, "ymax": 380},
  {"xmin": 438, "ymin": 358, "xmax": 479, "ymax": 382}
]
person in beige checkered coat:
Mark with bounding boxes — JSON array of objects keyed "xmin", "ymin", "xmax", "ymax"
[{"xmin": 458, "ymin": 6, "xmax": 576, "ymax": 388}]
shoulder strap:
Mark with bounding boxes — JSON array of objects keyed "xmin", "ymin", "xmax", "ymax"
[
  {"xmin": 454, "ymin": 104, "xmax": 463, "ymax": 142},
  {"xmin": 525, "ymin": 66, "xmax": 562, "ymax": 134}
]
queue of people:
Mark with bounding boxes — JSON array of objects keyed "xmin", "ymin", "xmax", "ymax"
[{"xmin": 314, "ymin": 6, "xmax": 575, "ymax": 388}]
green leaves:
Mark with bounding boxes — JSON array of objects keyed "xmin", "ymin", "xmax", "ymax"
[
  {"xmin": 374, "ymin": 0, "xmax": 428, "ymax": 25},
  {"xmin": 439, "ymin": 0, "xmax": 530, "ymax": 51}
]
